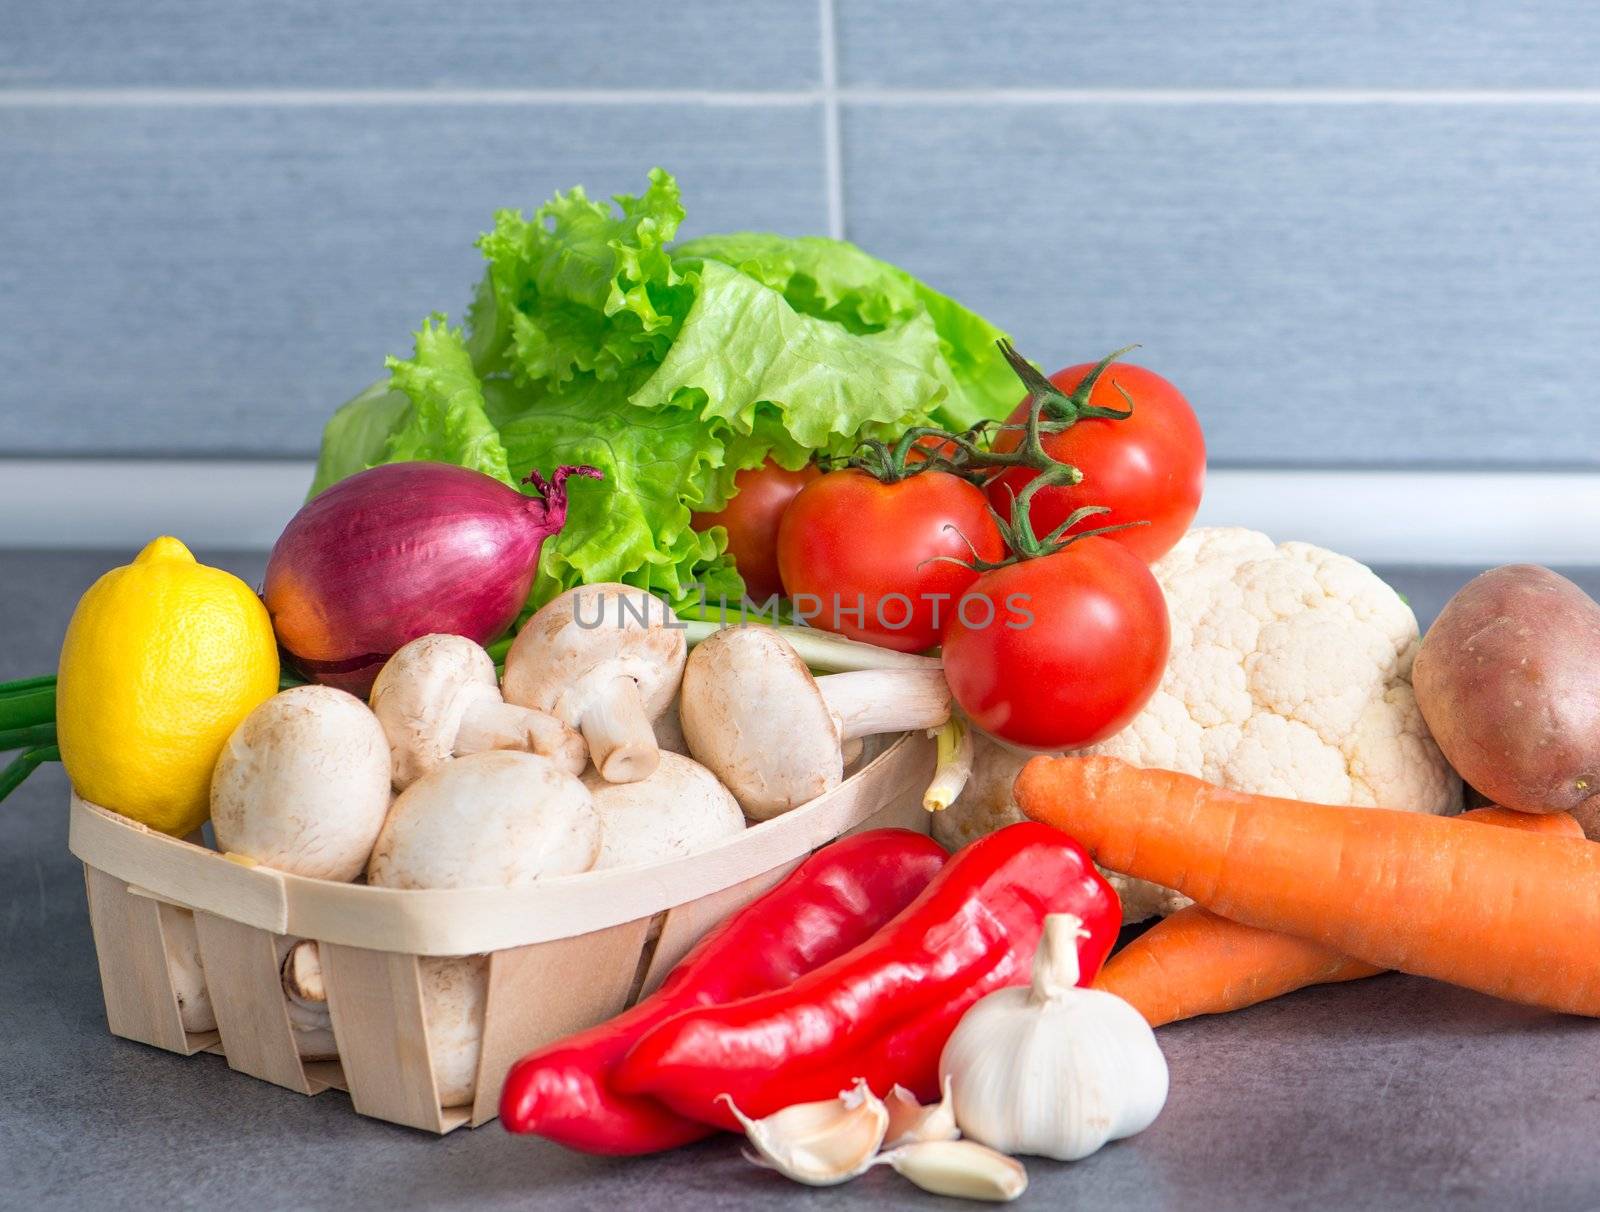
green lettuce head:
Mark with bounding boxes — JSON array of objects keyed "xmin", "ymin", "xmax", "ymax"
[{"xmin": 309, "ymin": 169, "xmax": 1014, "ymax": 610}]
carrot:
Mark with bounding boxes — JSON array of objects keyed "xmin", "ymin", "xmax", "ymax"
[
  {"xmin": 1095, "ymin": 806, "xmax": 1584, "ymax": 1026},
  {"xmin": 1097, "ymin": 909, "xmax": 1378, "ymax": 1027},
  {"xmin": 1458, "ymin": 805, "xmax": 1585, "ymax": 839},
  {"xmin": 1016, "ymin": 755, "xmax": 1600, "ymax": 1017}
]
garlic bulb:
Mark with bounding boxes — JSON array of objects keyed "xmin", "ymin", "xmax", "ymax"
[
  {"xmin": 939, "ymin": 913, "xmax": 1168, "ymax": 1161},
  {"xmin": 724, "ymin": 1079, "xmax": 889, "ymax": 1186}
]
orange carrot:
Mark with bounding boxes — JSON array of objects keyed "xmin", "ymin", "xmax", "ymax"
[
  {"xmin": 1097, "ymin": 909, "xmax": 1378, "ymax": 1027},
  {"xmin": 1016, "ymin": 755, "xmax": 1600, "ymax": 1017},
  {"xmin": 1095, "ymin": 805, "xmax": 1583, "ymax": 1026},
  {"xmin": 1458, "ymin": 805, "xmax": 1585, "ymax": 839}
]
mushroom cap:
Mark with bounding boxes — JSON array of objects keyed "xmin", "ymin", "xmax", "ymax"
[
  {"xmin": 584, "ymin": 752, "xmax": 747, "ymax": 869},
  {"xmin": 679, "ymin": 626, "xmax": 843, "ymax": 820},
  {"xmin": 652, "ymin": 697, "xmax": 689, "ymax": 757},
  {"xmin": 503, "ymin": 582, "xmax": 686, "ymax": 728},
  {"xmin": 370, "ymin": 633, "xmax": 500, "ymax": 789},
  {"xmin": 366, "ymin": 751, "xmax": 600, "ymax": 889},
  {"xmin": 210, "ymin": 684, "xmax": 393, "ymax": 881}
]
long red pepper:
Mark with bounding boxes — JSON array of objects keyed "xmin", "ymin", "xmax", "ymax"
[
  {"xmin": 612, "ymin": 821, "xmax": 1119, "ymax": 1129},
  {"xmin": 499, "ymin": 828, "xmax": 948, "ymax": 1154}
]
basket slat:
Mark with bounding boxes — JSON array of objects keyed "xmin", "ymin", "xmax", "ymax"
[
  {"xmin": 83, "ymin": 867, "xmax": 194, "ymax": 1054},
  {"xmin": 845, "ymin": 776, "xmax": 931, "ymax": 837},
  {"xmin": 469, "ymin": 916, "xmax": 652, "ymax": 1127},
  {"xmin": 192, "ymin": 912, "xmax": 319, "ymax": 1095},
  {"xmin": 319, "ymin": 943, "xmax": 447, "ymax": 1133},
  {"xmin": 154, "ymin": 901, "xmax": 223, "ymax": 1054},
  {"xmin": 301, "ymin": 1059, "xmax": 348, "ymax": 1095}
]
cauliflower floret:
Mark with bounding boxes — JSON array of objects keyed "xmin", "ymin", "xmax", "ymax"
[{"xmin": 933, "ymin": 526, "xmax": 1461, "ymax": 922}]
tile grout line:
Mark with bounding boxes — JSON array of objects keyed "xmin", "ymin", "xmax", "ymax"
[
  {"xmin": 0, "ymin": 87, "xmax": 822, "ymax": 107},
  {"xmin": 8, "ymin": 86, "xmax": 1600, "ymax": 107},
  {"xmin": 817, "ymin": 0, "xmax": 846, "ymax": 240},
  {"xmin": 839, "ymin": 86, "xmax": 1600, "ymax": 105}
]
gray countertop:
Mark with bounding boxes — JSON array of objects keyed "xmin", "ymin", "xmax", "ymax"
[{"xmin": 5, "ymin": 551, "xmax": 1600, "ymax": 1212}]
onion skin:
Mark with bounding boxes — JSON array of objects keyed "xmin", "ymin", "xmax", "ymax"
[{"xmin": 264, "ymin": 462, "xmax": 597, "ymax": 696}]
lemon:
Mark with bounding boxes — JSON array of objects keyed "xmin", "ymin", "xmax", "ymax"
[{"xmin": 57, "ymin": 536, "xmax": 280, "ymax": 836}]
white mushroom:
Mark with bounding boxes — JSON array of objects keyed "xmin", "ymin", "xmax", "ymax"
[
  {"xmin": 681, "ymin": 626, "xmax": 953, "ymax": 820},
  {"xmin": 367, "ymin": 751, "xmax": 599, "ymax": 888},
  {"xmin": 365, "ymin": 751, "xmax": 600, "ymax": 1107},
  {"xmin": 370, "ymin": 633, "xmax": 586, "ymax": 789},
  {"xmin": 417, "ymin": 956, "xmax": 488, "ymax": 1107},
  {"xmin": 277, "ymin": 937, "xmax": 337, "ymax": 1060},
  {"xmin": 583, "ymin": 752, "xmax": 746, "ymax": 869},
  {"xmin": 652, "ymin": 696, "xmax": 690, "ymax": 757},
  {"xmin": 280, "ymin": 940, "xmax": 486, "ymax": 1102},
  {"xmin": 210, "ymin": 685, "xmax": 392, "ymax": 881},
  {"xmin": 162, "ymin": 909, "xmax": 216, "ymax": 1034},
  {"xmin": 503, "ymin": 583, "xmax": 686, "ymax": 785}
]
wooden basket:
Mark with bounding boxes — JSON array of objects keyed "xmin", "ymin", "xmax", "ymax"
[{"xmin": 68, "ymin": 732, "xmax": 935, "ymax": 1134}]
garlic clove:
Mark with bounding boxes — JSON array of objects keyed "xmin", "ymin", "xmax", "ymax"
[
  {"xmin": 878, "ymin": 1140, "xmax": 1028, "ymax": 1203},
  {"xmin": 884, "ymin": 1075, "xmax": 960, "ymax": 1148},
  {"xmin": 724, "ymin": 1078, "xmax": 888, "ymax": 1187}
]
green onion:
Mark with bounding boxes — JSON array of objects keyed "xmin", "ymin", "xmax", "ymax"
[
  {"xmin": 0, "ymin": 684, "xmax": 54, "ymax": 735},
  {"xmin": 0, "ymin": 745, "xmax": 59, "ymax": 802}
]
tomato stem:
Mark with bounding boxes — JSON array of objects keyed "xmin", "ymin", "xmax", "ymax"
[{"xmin": 917, "ymin": 339, "xmax": 1150, "ymax": 570}]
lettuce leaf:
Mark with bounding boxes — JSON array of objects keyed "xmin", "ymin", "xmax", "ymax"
[
  {"xmin": 673, "ymin": 232, "xmax": 1018, "ymax": 429},
  {"xmin": 477, "ymin": 167, "xmax": 693, "ymax": 387},
  {"xmin": 633, "ymin": 260, "xmax": 947, "ymax": 450},
  {"xmin": 490, "ymin": 372, "xmax": 733, "ymax": 604},
  {"xmin": 308, "ymin": 170, "xmax": 1013, "ymax": 610},
  {"xmin": 381, "ymin": 316, "xmax": 511, "ymax": 482}
]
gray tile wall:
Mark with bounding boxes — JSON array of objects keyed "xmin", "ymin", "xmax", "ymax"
[{"xmin": 4, "ymin": 1, "xmax": 1599, "ymax": 467}]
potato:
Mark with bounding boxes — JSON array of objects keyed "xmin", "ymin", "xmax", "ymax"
[{"xmin": 1413, "ymin": 564, "xmax": 1600, "ymax": 815}]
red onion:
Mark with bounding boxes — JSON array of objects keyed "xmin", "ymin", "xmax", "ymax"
[{"xmin": 264, "ymin": 462, "xmax": 599, "ymax": 696}]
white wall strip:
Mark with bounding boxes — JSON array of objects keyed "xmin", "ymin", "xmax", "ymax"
[
  {"xmin": 1193, "ymin": 469, "xmax": 1600, "ymax": 566},
  {"xmin": 0, "ymin": 460, "xmax": 1595, "ymax": 566}
]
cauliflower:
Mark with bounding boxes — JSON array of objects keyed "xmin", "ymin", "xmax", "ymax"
[{"xmin": 934, "ymin": 526, "xmax": 1461, "ymax": 922}]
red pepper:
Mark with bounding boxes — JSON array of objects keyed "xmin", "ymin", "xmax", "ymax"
[
  {"xmin": 612, "ymin": 821, "xmax": 1119, "ymax": 1129},
  {"xmin": 499, "ymin": 828, "xmax": 948, "ymax": 1154}
]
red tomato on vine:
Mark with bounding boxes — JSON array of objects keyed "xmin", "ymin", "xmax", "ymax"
[
  {"xmin": 692, "ymin": 459, "xmax": 819, "ymax": 601},
  {"xmin": 986, "ymin": 348, "xmax": 1205, "ymax": 565},
  {"xmin": 777, "ymin": 466, "xmax": 1004, "ymax": 653},
  {"xmin": 942, "ymin": 535, "xmax": 1169, "ymax": 750}
]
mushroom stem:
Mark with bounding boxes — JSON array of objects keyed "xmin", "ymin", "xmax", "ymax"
[
  {"xmin": 818, "ymin": 669, "xmax": 951, "ymax": 742},
  {"xmin": 282, "ymin": 939, "xmax": 326, "ymax": 1003},
  {"xmin": 583, "ymin": 676, "xmax": 661, "ymax": 783},
  {"xmin": 680, "ymin": 619, "xmax": 941, "ymax": 674},
  {"xmin": 456, "ymin": 698, "xmax": 586, "ymax": 776}
]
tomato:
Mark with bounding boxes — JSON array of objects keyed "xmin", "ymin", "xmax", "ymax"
[
  {"xmin": 692, "ymin": 459, "xmax": 819, "ymax": 601},
  {"xmin": 942, "ymin": 537, "xmax": 1169, "ymax": 750},
  {"xmin": 905, "ymin": 433, "xmax": 961, "ymax": 465},
  {"xmin": 777, "ymin": 469, "xmax": 1004, "ymax": 653},
  {"xmin": 987, "ymin": 360, "xmax": 1205, "ymax": 564}
]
